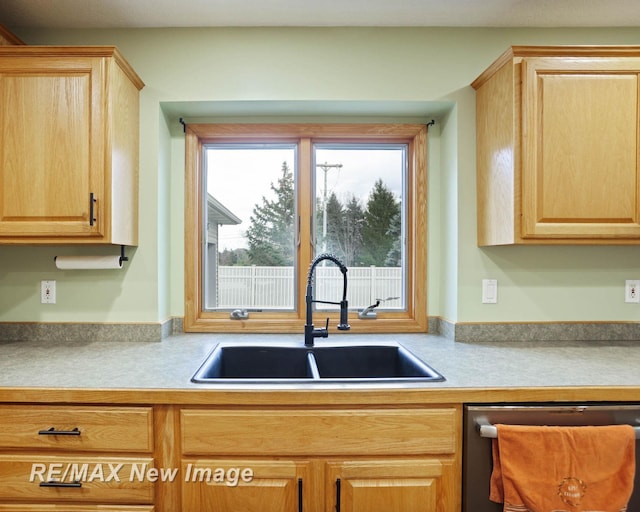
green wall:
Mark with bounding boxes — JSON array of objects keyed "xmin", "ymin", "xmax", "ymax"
[{"xmin": 3, "ymin": 26, "xmax": 640, "ymax": 326}]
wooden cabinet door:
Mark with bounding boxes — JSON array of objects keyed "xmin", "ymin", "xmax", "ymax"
[
  {"xmin": 521, "ymin": 57, "xmax": 640, "ymax": 239},
  {"xmin": 181, "ymin": 460, "xmax": 312, "ymax": 512},
  {"xmin": 326, "ymin": 460, "xmax": 444, "ymax": 512},
  {"xmin": 0, "ymin": 56, "xmax": 105, "ymax": 238}
]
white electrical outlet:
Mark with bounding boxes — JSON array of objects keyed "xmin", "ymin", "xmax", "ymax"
[
  {"xmin": 482, "ymin": 279, "xmax": 498, "ymax": 304},
  {"xmin": 625, "ymin": 280, "xmax": 640, "ymax": 303},
  {"xmin": 41, "ymin": 280, "xmax": 56, "ymax": 304}
]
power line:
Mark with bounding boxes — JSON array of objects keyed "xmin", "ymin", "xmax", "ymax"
[{"xmin": 316, "ymin": 162, "xmax": 343, "ymax": 254}]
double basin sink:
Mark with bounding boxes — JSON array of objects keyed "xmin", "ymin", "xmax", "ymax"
[{"xmin": 192, "ymin": 341, "xmax": 445, "ymax": 384}]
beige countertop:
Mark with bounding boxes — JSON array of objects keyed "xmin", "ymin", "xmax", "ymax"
[{"xmin": 0, "ymin": 332, "xmax": 639, "ymax": 404}]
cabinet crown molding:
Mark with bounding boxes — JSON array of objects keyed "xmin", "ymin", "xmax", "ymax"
[{"xmin": 472, "ymin": 45, "xmax": 640, "ymax": 89}]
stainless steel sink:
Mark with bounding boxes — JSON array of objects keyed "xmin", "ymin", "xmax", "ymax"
[{"xmin": 191, "ymin": 342, "xmax": 445, "ymax": 383}]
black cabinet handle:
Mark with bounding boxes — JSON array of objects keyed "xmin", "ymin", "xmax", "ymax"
[
  {"xmin": 335, "ymin": 478, "xmax": 341, "ymax": 512},
  {"xmin": 89, "ymin": 192, "xmax": 96, "ymax": 226},
  {"xmin": 38, "ymin": 427, "xmax": 81, "ymax": 436},
  {"xmin": 298, "ymin": 477, "xmax": 303, "ymax": 512},
  {"xmin": 40, "ymin": 480, "xmax": 82, "ymax": 488}
]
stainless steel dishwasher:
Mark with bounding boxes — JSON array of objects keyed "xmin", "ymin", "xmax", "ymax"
[{"xmin": 463, "ymin": 403, "xmax": 640, "ymax": 512}]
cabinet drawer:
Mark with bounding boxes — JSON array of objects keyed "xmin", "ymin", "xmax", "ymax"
[
  {"xmin": 181, "ymin": 408, "xmax": 458, "ymax": 456},
  {"xmin": 0, "ymin": 455, "xmax": 154, "ymax": 503},
  {"xmin": 0, "ymin": 406, "xmax": 153, "ymax": 452}
]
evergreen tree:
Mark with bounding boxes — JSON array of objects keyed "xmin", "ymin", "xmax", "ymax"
[
  {"xmin": 384, "ymin": 210, "xmax": 402, "ymax": 266},
  {"xmin": 360, "ymin": 179, "xmax": 400, "ymax": 266},
  {"xmin": 246, "ymin": 162, "xmax": 294, "ymax": 266},
  {"xmin": 317, "ymin": 192, "xmax": 365, "ymax": 266},
  {"xmin": 341, "ymin": 195, "xmax": 365, "ymax": 266},
  {"xmin": 323, "ymin": 192, "xmax": 344, "ymax": 256}
]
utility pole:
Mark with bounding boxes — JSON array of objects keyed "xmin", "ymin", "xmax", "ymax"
[{"xmin": 316, "ymin": 162, "xmax": 342, "ymax": 254}]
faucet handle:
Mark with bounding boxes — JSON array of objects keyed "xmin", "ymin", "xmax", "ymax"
[{"xmin": 313, "ymin": 318, "xmax": 329, "ymax": 339}]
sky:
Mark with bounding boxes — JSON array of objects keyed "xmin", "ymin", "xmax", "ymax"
[{"xmin": 206, "ymin": 144, "xmax": 405, "ymax": 251}]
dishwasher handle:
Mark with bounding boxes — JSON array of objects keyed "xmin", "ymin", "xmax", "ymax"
[{"xmin": 476, "ymin": 419, "xmax": 640, "ymax": 439}]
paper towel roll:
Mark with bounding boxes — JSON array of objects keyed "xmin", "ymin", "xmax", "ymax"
[{"xmin": 54, "ymin": 255, "xmax": 123, "ymax": 270}]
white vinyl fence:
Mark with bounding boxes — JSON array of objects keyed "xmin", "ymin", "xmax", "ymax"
[{"xmin": 217, "ymin": 265, "xmax": 402, "ymax": 310}]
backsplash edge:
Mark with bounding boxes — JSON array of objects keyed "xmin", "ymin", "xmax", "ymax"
[
  {"xmin": 434, "ymin": 318, "xmax": 640, "ymax": 342},
  {"xmin": 0, "ymin": 319, "xmax": 175, "ymax": 343},
  {"xmin": 4, "ymin": 317, "xmax": 638, "ymax": 343}
]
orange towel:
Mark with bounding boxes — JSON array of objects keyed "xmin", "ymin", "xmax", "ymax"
[{"xmin": 490, "ymin": 424, "xmax": 636, "ymax": 512}]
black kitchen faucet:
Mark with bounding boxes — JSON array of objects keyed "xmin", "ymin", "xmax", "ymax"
[{"xmin": 304, "ymin": 253, "xmax": 350, "ymax": 347}]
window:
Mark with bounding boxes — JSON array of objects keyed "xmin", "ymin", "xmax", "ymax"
[
  {"xmin": 203, "ymin": 144, "xmax": 297, "ymax": 311},
  {"xmin": 184, "ymin": 124, "xmax": 428, "ymax": 333}
]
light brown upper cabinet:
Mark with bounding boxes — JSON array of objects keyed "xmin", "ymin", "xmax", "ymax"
[
  {"xmin": 473, "ymin": 46, "xmax": 640, "ymax": 245},
  {"xmin": 0, "ymin": 46, "xmax": 143, "ymax": 245}
]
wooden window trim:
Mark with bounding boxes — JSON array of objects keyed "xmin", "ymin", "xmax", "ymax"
[{"xmin": 184, "ymin": 123, "xmax": 428, "ymax": 333}]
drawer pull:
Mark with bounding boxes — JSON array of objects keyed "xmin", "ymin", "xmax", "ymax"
[
  {"xmin": 40, "ymin": 480, "xmax": 82, "ymax": 488},
  {"xmin": 298, "ymin": 478, "xmax": 303, "ymax": 512},
  {"xmin": 38, "ymin": 427, "xmax": 81, "ymax": 436},
  {"xmin": 335, "ymin": 478, "xmax": 341, "ymax": 512}
]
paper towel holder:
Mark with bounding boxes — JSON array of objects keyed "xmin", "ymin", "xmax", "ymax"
[
  {"xmin": 54, "ymin": 246, "xmax": 129, "ymax": 268},
  {"xmin": 119, "ymin": 245, "xmax": 129, "ymax": 264}
]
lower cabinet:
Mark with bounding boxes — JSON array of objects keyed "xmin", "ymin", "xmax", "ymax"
[
  {"xmin": 181, "ymin": 459, "xmax": 312, "ymax": 511},
  {"xmin": 0, "ymin": 405, "xmax": 155, "ymax": 511},
  {"xmin": 327, "ymin": 459, "xmax": 446, "ymax": 512},
  {"xmin": 181, "ymin": 458, "xmax": 449, "ymax": 512},
  {"xmin": 179, "ymin": 407, "xmax": 461, "ymax": 512},
  {"xmin": 0, "ymin": 401, "xmax": 461, "ymax": 512}
]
